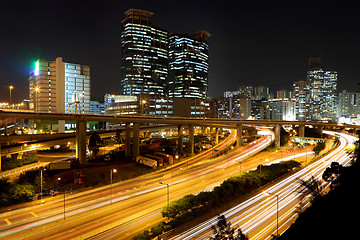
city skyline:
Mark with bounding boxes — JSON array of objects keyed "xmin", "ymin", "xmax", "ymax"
[{"xmin": 1, "ymin": 1, "xmax": 360, "ymax": 102}]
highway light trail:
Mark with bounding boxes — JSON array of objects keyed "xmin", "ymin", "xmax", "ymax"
[
  {"xmin": 0, "ymin": 128, "xmax": 316, "ymax": 240},
  {"xmin": 171, "ymin": 131, "xmax": 357, "ymax": 240},
  {"xmin": 0, "ymin": 130, "xmax": 236, "ymax": 238}
]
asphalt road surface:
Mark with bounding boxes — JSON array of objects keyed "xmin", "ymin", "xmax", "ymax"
[
  {"xmin": 170, "ymin": 131, "xmax": 357, "ymax": 240},
  {"xmin": 0, "ymin": 130, "xmax": 274, "ymax": 239},
  {"xmin": 0, "ymin": 128, "xmax": 323, "ymax": 240}
]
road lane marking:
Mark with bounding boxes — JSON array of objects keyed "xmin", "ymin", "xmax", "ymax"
[
  {"xmin": 4, "ymin": 218, "xmax": 11, "ymax": 225},
  {"xmin": 30, "ymin": 212, "xmax": 38, "ymax": 217}
]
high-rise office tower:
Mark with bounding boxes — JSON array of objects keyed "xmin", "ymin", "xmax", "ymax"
[
  {"xmin": 168, "ymin": 31, "xmax": 210, "ymax": 99},
  {"xmin": 253, "ymin": 86, "xmax": 270, "ymax": 100},
  {"xmin": 337, "ymin": 90, "xmax": 356, "ymax": 119},
  {"xmin": 28, "ymin": 57, "xmax": 90, "ymax": 132},
  {"xmin": 268, "ymin": 98, "xmax": 296, "ymax": 121},
  {"xmin": 307, "ymin": 56, "xmax": 337, "ymax": 120},
  {"xmin": 276, "ymin": 89, "xmax": 293, "ymax": 99},
  {"xmin": 293, "ymin": 80, "xmax": 311, "ymax": 121},
  {"xmin": 29, "ymin": 57, "xmax": 90, "ymax": 114},
  {"xmin": 120, "ymin": 9, "xmax": 168, "ymax": 115}
]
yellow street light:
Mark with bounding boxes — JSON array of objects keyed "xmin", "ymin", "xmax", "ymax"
[
  {"xmin": 9, "ymin": 85, "xmax": 14, "ymax": 107},
  {"xmin": 159, "ymin": 182, "xmax": 170, "ymax": 219},
  {"xmin": 110, "ymin": 168, "xmax": 117, "ymax": 204}
]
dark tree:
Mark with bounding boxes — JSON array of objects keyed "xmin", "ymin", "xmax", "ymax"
[
  {"xmin": 313, "ymin": 141, "xmax": 325, "ymax": 155},
  {"xmin": 210, "ymin": 215, "xmax": 248, "ymax": 240},
  {"xmin": 322, "ymin": 162, "xmax": 343, "ymax": 190},
  {"xmin": 322, "ymin": 162, "xmax": 343, "ymax": 182},
  {"xmin": 113, "ymin": 129, "xmax": 123, "ymax": 144},
  {"xmin": 88, "ymin": 131, "xmax": 102, "ymax": 158},
  {"xmin": 297, "ymin": 176, "xmax": 323, "ymax": 201},
  {"xmin": 280, "ymin": 127, "xmax": 290, "ymax": 146}
]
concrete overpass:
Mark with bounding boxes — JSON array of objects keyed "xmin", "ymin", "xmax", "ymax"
[{"xmin": 0, "ymin": 111, "xmax": 357, "ymax": 166}]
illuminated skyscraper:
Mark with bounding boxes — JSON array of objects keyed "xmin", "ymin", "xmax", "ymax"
[
  {"xmin": 293, "ymin": 80, "xmax": 311, "ymax": 121},
  {"xmin": 253, "ymin": 86, "xmax": 270, "ymax": 100},
  {"xmin": 337, "ymin": 90, "xmax": 352, "ymax": 118},
  {"xmin": 168, "ymin": 31, "xmax": 210, "ymax": 99},
  {"xmin": 307, "ymin": 56, "xmax": 337, "ymax": 120},
  {"xmin": 29, "ymin": 57, "xmax": 90, "ymax": 114},
  {"xmin": 28, "ymin": 57, "xmax": 90, "ymax": 132},
  {"xmin": 120, "ymin": 9, "xmax": 169, "ymax": 115},
  {"xmin": 268, "ymin": 98, "xmax": 296, "ymax": 121}
]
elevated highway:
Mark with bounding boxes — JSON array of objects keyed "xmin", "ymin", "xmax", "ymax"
[{"xmin": 0, "ymin": 111, "xmax": 356, "ymax": 166}]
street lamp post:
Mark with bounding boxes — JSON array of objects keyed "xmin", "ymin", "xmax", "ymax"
[
  {"xmin": 9, "ymin": 85, "xmax": 13, "ymax": 109},
  {"xmin": 110, "ymin": 168, "xmax": 117, "ymax": 204},
  {"xmin": 266, "ymin": 192, "xmax": 279, "ymax": 237},
  {"xmin": 40, "ymin": 167, "xmax": 46, "ymax": 202},
  {"xmin": 200, "ymin": 101, "xmax": 205, "ymax": 120},
  {"xmin": 159, "ymin": 182, "xmax": 169, "ymax": 219},
  {"xmin": 57, "ymin": 177, "xmax": 65, "ymax": 220},
  {"xmin": 141, "ymin": 99, "xmax": 146, "ymax": 115}
]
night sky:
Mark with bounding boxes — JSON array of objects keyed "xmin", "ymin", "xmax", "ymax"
[{"xmin": 1, "ymin": 0, "xmax": 360, "ymax": 103}]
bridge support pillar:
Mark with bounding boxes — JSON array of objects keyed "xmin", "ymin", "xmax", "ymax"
[
  {"xmin": 275, "ymin": 124, "xmax": 281, "ymax": 148},
  {"xmin": 58, "ymin": 120, "xmax": 65, "ymax": 133},
  {"xmin": 318, "ymin": 126, "xmax": 323, "ymax": 137},
  {"xmin": 205, "ymin": 127, "xmax": 210, "ymax": 135},
  {"xmin": 201, "ymin": 127, "xmax": 205, "ymax": 134},
  {"xmin": 215, "ymin": 128, "xmax": 219, "ymax": 145},
  {"xmin": 125, "ymin": 122, "xmax": 131, "ymax": 158},
  {"xmin": 76, "ymin": 120, "xmax": 87, "ymax": 165},
  {"xmin": 299, "ymin": 124, "xmax": 305, "ymax": 138},
  {"xmin": 132, "ymin": 123, "xmax": 140, "ymax": 160},
  {"xmin": 237, "ymin": 124, "xmax": 242, "ymax": 148},
  {"xmin": 189, "ymin": 124, "xmax": 194, "ymax": 155},
  {"xmin": 178, "ymin": 125, "xmax": 184, "ymax": 155}
]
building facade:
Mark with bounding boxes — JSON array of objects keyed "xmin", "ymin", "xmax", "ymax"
[
  {"xmin": 90, "ymin": 101, "xmax": 105, "ymax": 115},
  {"xmin": 307, "ymin": 57, "xmax": 337, "ymax": 121},
  {"xmin": 268, "ymin": 98, "xmax": 296, "ymax": 121},
  {"xmin": 253, "ymin": 86, "xmax": 271, "ymax": 100},
  {"xmin": 29, "ymin": 57, "xmax": 90, "ymax": 114},
  {"xmin": 104, "ymin": 94, "xmax": 140, "ymax": 115},
  {"xmin": 168, "ymin": 31, "xmax": 210, "ymax": 100},
  {"xmin": 120, "ymin": 9, "xmax": 168, "ymax": 115},
  {"xmin": 337, "ymin": 90, "xmax": 357, "ymax": 121},
  {"xmin": 293, "ymin": 80, "xmax": 311, "ymax": 121}
]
